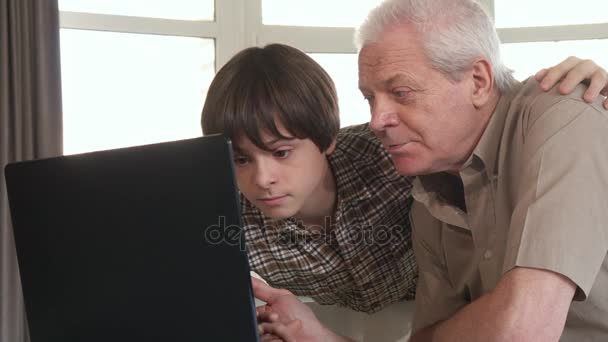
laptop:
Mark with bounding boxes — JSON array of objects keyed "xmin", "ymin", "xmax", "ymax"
[{"xmin": 4, "ymin": 136, "xmax": 260, "ymax": 342}]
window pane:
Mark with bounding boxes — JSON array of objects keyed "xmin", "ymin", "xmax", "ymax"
[
  {"xmin": 501, "ymin": 39, "xmax": 608, "ymax": 81},
  {"xmin": 495, "ymin": 0, "xmax": 608, "ymax": 28},
  {"xmin": 309, "ymin": 54, "xmax": 369, "ymax": 127},
  {"xmin": 61, "ymin": 29, "xmax": 214, "ymax": 155},
  {"xmin": 59, "ymin": 0, "xmax": 214, "ymax": 21},
  {"xmin": 263, "ymin": 0, "xmax": 382, "ymax": 27}
]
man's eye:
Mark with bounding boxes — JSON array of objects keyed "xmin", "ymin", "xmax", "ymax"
[
  {"xmin": 273, "ymin": 150, "xmax": 290, "ymax": 159},
  {"xmin": 393, "ymin": 88, "xmax": 411, "ymax": 98},
  {"xmin": 362, "ymin": 95, "xmax": 375, "ymax": 110},
  {"xmin": 233, "ymin": 156, "xmax": 249, "ymax": 165}
]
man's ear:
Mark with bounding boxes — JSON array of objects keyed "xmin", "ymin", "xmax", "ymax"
[
  {"xmin": 324, "ymin": 139, "xmax": 337, "ymax": 155},
  {"xmin": 470, "ymin": 58, "xmax": 495, "ymax": 108}
]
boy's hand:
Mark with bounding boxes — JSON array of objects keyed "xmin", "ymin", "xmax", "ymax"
[
  {"xmin": 259, "ymin": 318, "xmax": 302, "ymax": 342},
  {"xmin": 535, "ymin": 56, "xmax": 608, "ymax": 109},
  {"xmin": 252, "ymin": 277, "xmax": 350, "ymax": 342}
]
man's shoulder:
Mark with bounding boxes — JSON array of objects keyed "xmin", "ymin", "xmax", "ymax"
[
  {"xmin": 507, "ymin": 78, "xmax": 608, "ymax": 138},
  {"xmin": 334, "ymin": 123, "xmax": 386, "ymax": 162},
  {"xmin": 333, "ymin": 123, "xmax": 409, "ymax": 181},
  {"xmin": 337, "ymin": 123, "xmax": 378, "ymax": 145},
  {"xmin": 331, "ymin": 123, "xmax": 413, "ymax": 205}
]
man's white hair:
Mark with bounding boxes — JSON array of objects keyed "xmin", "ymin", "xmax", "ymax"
[{"xmin": 355, "ymin": 0, "xmax": 516, "ymax": 93}]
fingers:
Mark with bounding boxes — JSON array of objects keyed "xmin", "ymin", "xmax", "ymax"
[
  {"xmin": 537, "ymin": 56, "xmax": 581, "ymax": 91},
  {"xmin": 251, "ymin": 277, "xmax": 293, "ymax": 304},
  {"xmin": 534, "ymin": 68, "xmax": 548, "ymax": 82},
  {"xmin": 259, "ymin": 320, "xmax": 302, "ymax": 342},
  {"xmin": 558, "ymin": 59, "xmax": 597, "ymax": 95},
  {"xmin": 257, "ymin": 310, "xmax": 280, "ymax": 324},
  {"xmin": 256, "ymin": 303, "xmax": 271, "ymax": 316},
  {"xmin": 251, "ymin": 277, "xmax": 280, "ymax": 303},
  {"xmin": 257, "ymin": 309, "xmax": 285, "ymax": 341},
  {"xmin": 582, "ymin": 67, "xmax": 608, "ymax": 109},
  {"xmin": 260, "ymin": 334, "xmax": 285, "ymax": 342},
  {"xmin": 579, "ymin": 70, "xmax": 607, "ymax": 103},
  {"xmin": 535, "ymin": 56, "xmax": 608, "ymax": 109},
  {"xmin": 556, "ymin": 59, "xmax": 608, "ymax": 107},
  {"xmin": 559, "ymin": 59, "xmax": 607, "ymax": 99}
]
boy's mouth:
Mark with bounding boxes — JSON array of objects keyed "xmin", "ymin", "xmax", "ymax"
[{"xmin": 258, "ymin": 195, "xmax": 288, "ymax": 206}]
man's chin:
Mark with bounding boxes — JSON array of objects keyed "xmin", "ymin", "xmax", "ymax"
[{"xmin": 392, "ymin": 159, "xmax": 430, "ymax": 177}]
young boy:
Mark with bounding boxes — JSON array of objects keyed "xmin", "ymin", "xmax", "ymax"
[
  {"xmin": 201, "ymin": 43, "xmax": 608, "ymax": 316},
  {"xmin": 202, "ymin": 43, "xmax": 415, "ymax": 314}
]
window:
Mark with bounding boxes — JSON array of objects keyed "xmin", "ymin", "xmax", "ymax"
[
  {"xmin": 260, "ymin": 0, "xmax": 384, "ymax": 126},
  {"xmin": 310, "ymin": 54, "xmax": 368, "ymax": 127},
  {"xmin": 502, "ymin": 39, "xmax": 608, "ymax": 81},
  {"xmin": 495, "ymin": 0, "xmax": 608, "ymax": 28},
  {"xmin": 59, "ymin": 0, "xmax": 608, "ymax": 153},
  {"xmin": 59, "ymin": 0, "xmax": 214, "ymax": 21},
  {"xmin": 493, "ymin": 1, "xmax": 608, "ymax": 80},
  {"xmin": 262, "ymin": 0, "xmax": 381, "ymax": 27},
  {"xmin": 59, "ymin": 0, "xmax": 220, "ymax": 154},
  {"xmin": 61, "ymin": 30, "xmax": 214, "ymax": 155}
]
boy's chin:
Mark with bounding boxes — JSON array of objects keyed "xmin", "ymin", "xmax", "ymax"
[{"xmin": 260, "ymin": 207, "xmax": 299, "ymax": 221}]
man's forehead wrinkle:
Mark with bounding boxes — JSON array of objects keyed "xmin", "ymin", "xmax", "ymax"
[
  {"xmin": 361, "ymin": 57, "xmax": 420, "ymax": 84},
  {"xmin": 362, "ymin": 46, "xmax": 417, "ymax": 64},
  {"xmin": 387, "ymin": 72, "xmax": 420, "ymax": 87}
]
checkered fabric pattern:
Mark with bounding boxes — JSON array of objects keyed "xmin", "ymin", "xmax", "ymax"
[{"xmin": 242, "ymin": 124, "xmax": 418, "ymax": 313}]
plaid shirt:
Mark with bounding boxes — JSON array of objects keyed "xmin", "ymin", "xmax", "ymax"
[{"xmin": 242, "ymin": 124, "xmax": 417, "ymax": 313}]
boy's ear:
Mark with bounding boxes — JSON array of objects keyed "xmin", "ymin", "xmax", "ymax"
[{"xmin": 324, "ymin": 139, "xmax": 337, "ymax": 155}]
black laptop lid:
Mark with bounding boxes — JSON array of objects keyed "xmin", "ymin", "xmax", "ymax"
[{"xmin": 5, "ymin": 136, "xmax": 259, "ymax": 342}]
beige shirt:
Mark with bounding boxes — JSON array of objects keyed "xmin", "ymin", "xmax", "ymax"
[{"xmin": 410, "ymin": 78, "xmax": 608, "ymax": 341}]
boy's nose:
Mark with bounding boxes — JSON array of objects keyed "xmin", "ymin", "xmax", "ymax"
[{"xmin": 254, "ymin": 159, "xmax": 277, "ymax": 189}]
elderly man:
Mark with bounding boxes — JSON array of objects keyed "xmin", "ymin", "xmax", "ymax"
[
  {"xmin": 357, "ymin": 0, "xmax": 608, "ymax": 340},
  {"xmin": 255, "ymin": 0, "xmax": 608, "ymax": 341}
]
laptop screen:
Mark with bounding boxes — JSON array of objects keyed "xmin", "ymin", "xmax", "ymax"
[{"xmin": 5, "ymin": 136, "xmax": 259, "ymax": 342}]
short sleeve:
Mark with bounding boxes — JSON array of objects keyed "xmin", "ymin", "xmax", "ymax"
[{"xmin": 504, "ymin": 102, "xmax": 608, "ymax": 300}]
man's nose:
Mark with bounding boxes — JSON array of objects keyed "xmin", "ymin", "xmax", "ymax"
[{"xmin": 369, "ymin": 98, "xmax": 400, "ymax": 133}]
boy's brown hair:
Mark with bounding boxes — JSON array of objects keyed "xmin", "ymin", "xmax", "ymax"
[{"xmin": 201, "ymin": 44, "xmax": 339, "ymax": 152}]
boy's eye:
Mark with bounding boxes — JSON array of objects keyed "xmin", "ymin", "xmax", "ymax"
[
  {"xmin": 233, "ymin": 156, "xmax": 249, "ymax": 165},
  {"xmin": 273, "ymin": 149, "xmax": 291, "ymax": 159}
]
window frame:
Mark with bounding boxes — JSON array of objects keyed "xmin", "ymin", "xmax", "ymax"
[
  {"xmin": 59, "ymin": 0, "xmax": 608, "ymax": 75},
  {"xmin": 59, "ymin": 0, "xmax": 253, "ymax": 70},
  {"xmin": 58, "ymin": 0, "xmax": 608, "ymax": 142}
]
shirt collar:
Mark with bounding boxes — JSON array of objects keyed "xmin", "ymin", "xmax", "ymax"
[
  {"xmin": 411, "ymin": 81, "xmax": 524, "ymax": 225},
  {"xmin": 472, "ymin": 80, "xmax": 523, "ymax": 178},
  {"xmin": 411, "ymin": 175, "xmax": 470, "ymax": 229}
]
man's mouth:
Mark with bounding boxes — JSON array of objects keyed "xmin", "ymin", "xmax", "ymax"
[{"xmin": 385, "ymin": 142, "xmax": 409, "ymax": 152}]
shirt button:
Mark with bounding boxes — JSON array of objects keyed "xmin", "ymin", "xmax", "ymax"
[{"xmin": 484, "ymin": 250, "xmax": 493, "ymax": 260}]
